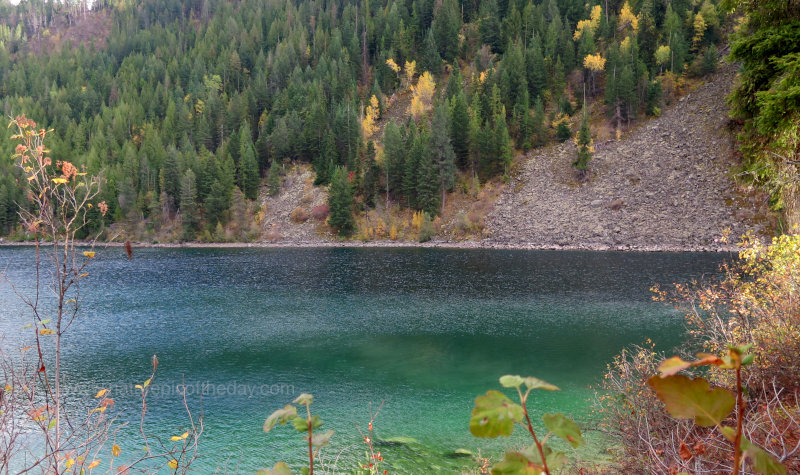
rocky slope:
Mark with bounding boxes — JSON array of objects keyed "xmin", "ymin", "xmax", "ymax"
[
  {"xmin": 260, "ymin": 165, "xmax": 331, "ymax": 242},
  {"xmin": 484, "ymin": 65, "xmax": 771, "ymax": 251}
]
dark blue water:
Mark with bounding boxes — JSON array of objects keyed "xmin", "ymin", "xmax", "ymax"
[{"xmin": 0, "ymin": 247, "xmax": 728, "ymax": 472}]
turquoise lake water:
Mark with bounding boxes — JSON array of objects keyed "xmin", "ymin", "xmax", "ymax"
[{"xmin": 0, "ymin": 247, "xmax": 729, "ymax": 472}]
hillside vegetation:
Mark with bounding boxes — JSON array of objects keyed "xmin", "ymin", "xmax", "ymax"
[{"xmin": 0, "ymin": 0, "xmax": 741, "ymax": 241}]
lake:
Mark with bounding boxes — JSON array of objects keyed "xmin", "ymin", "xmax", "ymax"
[{"xmin": 0, "ymin": 247, "xmax": 729, "ymax": 472}]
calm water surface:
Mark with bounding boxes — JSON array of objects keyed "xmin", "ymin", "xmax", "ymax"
[{"xmin": 0, "ymin": 247, "xmax": 729, "ymax": 472}]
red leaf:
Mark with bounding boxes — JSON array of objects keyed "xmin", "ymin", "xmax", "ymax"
[{"xmin": 679, "ymin": 441, "xmax": 693, "ymax": 461}]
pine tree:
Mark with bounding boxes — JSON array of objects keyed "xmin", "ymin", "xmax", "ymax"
[
  {"xmin": 362, "ymin": 141, "xmax": 381, "ymax": 208},
  {"xmin": 449, "ymin": 90, "xmax": 470, "ymax": 169},
  {"xmin": 431, "ymin": 0, "xmax": 460, "ymax": 62},
  {"xmin": 383, "ymin": 120, "xmax": 405, "ymax": 199},
  {"xmin": 416, "ymin": 143, "xmax": 440, "ymax": 216},
  {"xmin": 494, "ymin": 107, "xmax": 513, "ymax": 177},
  {"xmin": 180, "ymin": 168, "xmax": 200, "ymax": 240},
  {"xmin": 431, "ymin": 103, "xmax": 456, "ymax": 213},
  {"xmin": 239, "ymin": 122, "xmax": 260, "ymax": 200},
  {"xmin": 420, "ymin": 29, "xmax": 442, "ymax": 74},
  {"xmin": 479, "ymin": 0, "xmax": 503, "ymax": 54},
  {"xmin": 531, "ymin": 97, "xmax": 548, "ymax": 148},
  {"xmin": 526, "ymin": 38, "xmax": 547, "ymax": 100},
  {"xmin": 573, "ymin": 112, "xmax": 592, "ymax": 179},
  {"xmin": 403, "ymin": 123, "xmax": 420, "ymax": 207},
  {"xmin": 268, "ymin": 160, "xmax": 282, "ymax": 196},
  {"xmin": 327, "ymin": 167, "xmax": 355, "ymax": 236}
]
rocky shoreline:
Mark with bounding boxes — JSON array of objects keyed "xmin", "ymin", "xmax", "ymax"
[{"xmin": 0, "ymin": 237, "xmax": 743, "ymax": 253}]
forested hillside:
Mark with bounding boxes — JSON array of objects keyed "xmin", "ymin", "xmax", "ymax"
[{"xmin": 0, "ymin": 0, "xmax": 738, "ymax": 240}]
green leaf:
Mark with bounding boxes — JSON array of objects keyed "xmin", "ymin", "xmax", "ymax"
[
  {"xmin": 48, "ymin": 419, "xmax": 56, "ymax": 430},
  {"xmin": 263, "ymin": 405, "xmax": 298, "ymax": 433},
  {"xmin": 648, "ymin": 375, "xmax": 735, "ymax": 427},
  {"xmin": 499, "ymin": 375, "xmax": 524, "ymax": 388},
  {"xmin": 293, "ymin": 393, "xmax": 314, "ymax": 405},
  {"xmin": 255, "ymin": 462, "xmax": 294, "ymax": 475},
  {"xmin": 542, "ymin": 413, "xmax": 584, "ymax": 448},
  {"xmin": 523, "ymin": 376, "xmax": 560, "ymax": 391},
  {"xmin": 730, "ymin": 343, "xmax": 753, "ymax": 355},
  {"xmin": 520, "ymin": 443, "xmax": 567, "ymax": 471},
  {"xmin": 293, "ymin": 415, "xmax": 322, "ymax": 432},
  {"xmin": 311, "ymin": 429, "xmax": 334, "ymax": 448},
  {"xmin": 719, "ymin": 427, "xmax": 787, "ymax": 475},
  {"xmin": 490, "ymin": 451, "xmax": 543, "ymax": 474},
  {"xmin": 38, "ymin": 319, "xmax": 52, "ymax": 325},
  {"xmin": 741, "ymin": 353, "xmax": 755, "ymax": 366},
  {"xmin": 469, "ymin": 390, "xmax": 524, "ymax": 438}
]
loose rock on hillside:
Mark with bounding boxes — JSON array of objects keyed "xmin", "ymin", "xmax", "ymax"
[
  {"xmin": 485, "ymin": 65, "xmax": 771, "ymax": 251},
  {"xmin": 260, "ymin": 165, "xmax": 331, "ymax": 243}
]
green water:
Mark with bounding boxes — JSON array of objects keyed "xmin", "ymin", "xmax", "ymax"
[{"xmin": 0, "ymin": 247, "xmax": 729, "ymax": 472}]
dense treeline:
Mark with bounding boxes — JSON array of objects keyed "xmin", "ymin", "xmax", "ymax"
[
  {"xmin": 0, "ymin": 0, "xmax": 727, "ymax": 238},
  {"xmin": 726, "ymin": 0, "xmax": 800, "ymax": 228}
]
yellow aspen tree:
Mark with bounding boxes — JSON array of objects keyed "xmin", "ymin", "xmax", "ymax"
[
  {"xmin": 409, "ymin": 71, "xmax": 436, "ymax": 120},
  {"xmin": 361, "ymin": 95, "xmax": 380, "ymax": 138},
  {"xmin": 404, "ymin": 60, "xmax": 417, "ymax": 88},
  {"xmin": 654, "ymin": 45, "xmax": 671, "ymax": 73},
  {"xmin": 583, "ymin": 53, "xmax": 606, "ymax": 71},
  {"xmin": 386, "ymin": 58, "xmax": 400, "ymax": 73},
  {"xmin": 619, "ymin": 2, "xmax": 639, "ymax": 34},
  {"xmin": 574, "ymin": 5, "xmax": 602, "ymax": 40}
]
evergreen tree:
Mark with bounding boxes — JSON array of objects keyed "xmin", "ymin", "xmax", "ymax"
[
  {"xmin": 431, "ymin": 103, "xmax": 456, "ymax": 213},
  {"xmin": 205, "ymin": 154, "xmax": 235, "ymax": 226},
  {"xmin": 268, "ymin": 160, "xmax": 282, "ymax": 196},
  {"xmin": 573, "ymin": 112, "xmax": 592, "ymax": 178},
  {"xmin": 239, "ymin": 122, "xmax": 260, "ymax": 200},
  {"xmin": 362, "ymin": 141, "xmax": 381, "ymax": 208},
  {"xmin": 449, "ymin": 90, "xmax": 470, "ymax": 169},
  {"xmin": 382, "ymin": 120, "xmax": 405, "ymax": 199},
  {"xmin": 416, "ymin": 142, "xmax": 440, "ymax": 216},
  {"xmin": 479, "ymin": 0, "xmax": 503, "ymax": 54},
  {"xmin": 531, "ymin": 97, "xmax": 548, "ymax": 148},
  {"xmin": 431, "ymin": 0, "xmax": 461, "ymax": 62},
  {"xmin": 420, "ymin": 29, "xmax": 442, "ymax": 74},
  {"xmin": 493, "ymin": 107, "xmax": 513, "ymax": 176},
  {"xmin": 179, "ymin": 168, "xmax": 200, "ymax": 240},
  {"xmin": 327, "ymin": 167, "xmax": 355, "ymax": 236},
  {"xmin": 403, "ymin": 123, "xmax": 420, "ymax": 207}
]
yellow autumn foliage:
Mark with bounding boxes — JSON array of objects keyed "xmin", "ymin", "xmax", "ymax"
[
  {"xmin": 385, "ymin": 58, "xmax": 400, "ymax": 73},
  {"xmin": 411, "ymin": 210, "xmax": 424, "ymax": 231},
  {"xmin": 404, "ymin": 60, "xmax": 416, "ymax": 86},
  {"xmin": 574, "ymin": 5, "xmax": 602, "ymax": 40},
  {"xmin": 620, "ymin": 36, "xmax": 632, "ymax": 54},
  {"xmin": 654, "ymin": 45, "xmax": 671, "ymax": 66},
  {"xmin": 409, "ymin": 71, "xmax": 436, "ymax": 119},
  {"xmin": 693, "ymin": 13, "xmax": 707, "ymax": 49},
  {"xmin": 619, "ymin": 2, "xmax": 639, "ymax": 33},
  {"xmin": 361, "ymin": 95, "xmax": 380, "ymax": 138},
  {"xmin": 583, "ymin": 53, "xmax": 606, "ymax": 72}
]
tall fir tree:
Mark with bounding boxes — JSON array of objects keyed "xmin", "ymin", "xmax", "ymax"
[
  {"xmin": 431, "ymin": 103, "xmax": 456, "ymax": 213},
  {"xmin": 180, "ymin": 168, "xmax": 200, "ymax": 240},
  {"xmin": 328, "ymin": 167, "xmax": 355, "ymax": 236}
]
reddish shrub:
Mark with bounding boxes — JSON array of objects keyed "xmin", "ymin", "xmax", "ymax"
[{"xmin": 311, "ymin": 204, "xmax": 329, "ymax": 221}]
